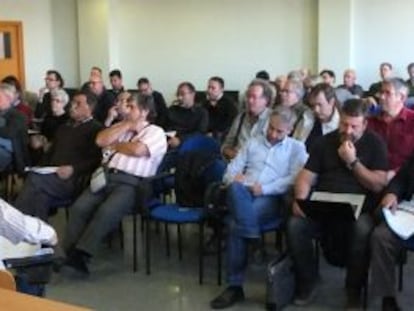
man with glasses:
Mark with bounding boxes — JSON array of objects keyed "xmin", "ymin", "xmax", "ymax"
[
  {"xmin": 368, "ymin": 78, "xmax": 414, "ymax": 182},
  {"xmin": 137, "ymin": 77, "xmax": 168, "ymax": 128},
  {"xmin": 35, "ymin": 70, "xmax": 66, "ymax": 120}
]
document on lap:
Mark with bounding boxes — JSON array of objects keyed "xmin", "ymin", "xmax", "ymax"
[
  {"xmin": 24, "ymin": 166, "xmax": 59, "ymax": 174},
  {"xmin": 383, "ymin": 200, "xmax": 414, "ymax": 240},
  {"xmin": 309, "ymin": 191, "xmax": 365, "ymax": 219}
]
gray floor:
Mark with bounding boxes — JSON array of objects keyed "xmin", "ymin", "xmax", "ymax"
[{"xmin": 46, "ymin": 213, "xmax": 414, "ymax": 311}]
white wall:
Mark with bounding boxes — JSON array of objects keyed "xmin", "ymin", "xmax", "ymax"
[
  {"xmin": 352, "ymin": 0, "xmax": 414, "ymax": 89},
  {"xmin": 114, "ymin": 0, "xmax": 318, "ymax": 102},
  {"xmin": 0, "ymin": 0, "xmax": 54, "ymax": 92}
]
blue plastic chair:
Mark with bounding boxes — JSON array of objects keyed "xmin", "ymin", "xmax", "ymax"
[{"xmin": 144, "ymin": 135, "xmax": 226, "ymax": 284}]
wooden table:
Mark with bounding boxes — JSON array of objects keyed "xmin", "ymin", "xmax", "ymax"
[{"xmin": 0, "ymin": 288, "xmax": 92, "ymax": 311}]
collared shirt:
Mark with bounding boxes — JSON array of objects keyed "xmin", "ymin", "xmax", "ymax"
[
  {"xmin": 222, "ymin": 107, "xmax": 271, "ymax": 151},
  {"xmin": 368, "ymin": 107, "xmax": 414, "ymax": 171},
  {"xmin": 0, "ymin": 198, "xmax": 56, "ymax": 247},
  {"xmin": 108, "ymin": 123, "xmax": 167, "ymax": 177},
  {"xmin": 224, "ymin": 135, "xmax": 308, "ymax": 195}
]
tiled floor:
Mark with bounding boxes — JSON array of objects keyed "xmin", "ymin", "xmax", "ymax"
[{"xmin": 46, "ymin": 214, "xmax": 414, "ymax": 310}]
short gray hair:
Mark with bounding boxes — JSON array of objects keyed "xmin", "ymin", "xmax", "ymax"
[
  {"xmin": 50, "ymin": 89, "xmax": 69, "ymax": 106},
  {"xmin": 248, "ymin": 79, "xmax": 275, "ymax": 105},
  {"xmin": 0, "ymin": 83, "xmax": 16, "ymax": 100},
  {"xmin": 271, "ymin": 106, "xmax": 297, "ymax": 129},
  {"xmin": 286, "ymin": 79, "xmax": 305, "ymax": 100},
  {"xmin": 382, "ymin": 78, "xmax": 408, "ymax": 97}
]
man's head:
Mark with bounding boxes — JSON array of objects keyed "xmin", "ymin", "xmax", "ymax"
[
  {"xmin": 90, "ymin": 66, "xmax": 102, "ymax": 80},
  {"xmin": 379, "ymin": 62, "xmax": 393, "ymax": 81},
  {"xmin": 339, "ymin": 99, "xmax": 368, "ymax": 143},
  {"xmin": 246, "ymin": 79, "xmax": 274, "ymax": 115},
  {"xmin": 69, "ymin": 91, "xmax": 96, "ymax": 122},
  {"xmin": 207, "ymin": 76, "xmax": 224, "ymax": 101},
  {"xmin": 0, "ymin": 83, "xmax": 15, "ymax": 111},
  {"xmin": 280, "ymin": 79, "xmax": 304, "ymax": 107},
  {"xmin": 114, "ymin": 91, "xmax": 132, "ymax": 119},
  {"xmin": 407, "ymin": 63, "xmax": 414, "ymax": 80},
  {"xmin": 256, "ymin": 70, "xmax": 270, "ymax": 81},
  {"xmin": 109, "ymin": 69, "xmax": 123, "ymax": 91},
  {"xmin": 45, "ymin": 70, "xmax": 64, "ymax": 90},
  {"xmin": 89, "ymin": 76, "xmax": 104, "ymax": 96},
  {"xmin": 343, "ymin": 69, "xmax": 357, "ymax": 88},
  {"xmin": 125, "ymin": 93, "xmax": 155, "ymax": 123},
  {"xmin": 50, "ymin": 89, "xmax": 69, "ymax": 116},
  {"xmin": 137, "ymin": 77, "xmax": 153, "ymax": 96},
  {"xmin": 176, "ymin": 82, "xmax": 196, "ymax": 108},
  {"xmin": 274, "ymin": 75, "xmax": 287, "ymax": 91},
  {"xmin": 266, "ymin": 107, "xmax": 296, "ymax": 145},
  {"xmin": 319, "ymin": 69, "xmax": 336, "ymax": 86},
  {"xmin": 308, "ymin": 83, "xmax": 338, "ymax": 123},
  {"xmin": 379, "ymin": 78, "xmax": 408, "ymax": 117}
]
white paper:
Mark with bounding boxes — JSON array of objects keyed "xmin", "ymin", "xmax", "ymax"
[
  {"xmin": 165, "ymin": 131, "xmax": 177, "ymax": 138},
  {"xmin": 310, "ymin": 191, "xmax": 365, "ymax": 219},
  {"xmin": 383, "ymin": 200, "xmax": 414, "ymax": 240},
  {"xmin": 25, "ymin": 166, "xmax": 59, "ymax": 174},
  {"xmin": 0, "ymin": 236, "xmax": 40, "ymax": 269}
]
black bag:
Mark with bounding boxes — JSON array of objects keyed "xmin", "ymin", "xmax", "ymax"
[
  {"xmin": 265, "ymin": 252, "xmax": 295, "ymax": 311},
  {"xmin": 175, "ymin": 151, "xmax": 218, "ymax": 207},
  {"xmin": 320, "ymin": 220, "xmax": 351, "ymax": 267}
]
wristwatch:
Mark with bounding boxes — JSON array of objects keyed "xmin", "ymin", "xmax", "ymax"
[{"xmin": 348, "ymin": 158, "xmax": 360, "ymax": 170}]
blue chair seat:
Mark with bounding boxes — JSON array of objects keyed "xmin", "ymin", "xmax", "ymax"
[
  {"xmin": 260, "ymin": 218, "xmax": 284, "ymax": 232},
  {"xmin": 150, "ymin": 204, "xmax": 205, "ymax": 223}
]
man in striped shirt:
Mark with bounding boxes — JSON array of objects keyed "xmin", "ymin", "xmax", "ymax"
[{"xmin": 62, "ymin": 93, "xmax": 167, "ymax": 275}]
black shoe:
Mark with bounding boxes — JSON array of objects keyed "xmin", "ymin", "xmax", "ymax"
[
  {"xmin": 210, "ymin": 286, "xmax": 245, "ymax": 309},
  {"xmin": 62, "ymin": 249, "xmax": 90, "ymax": 276},
  {"xmin": 382, "ymin": 297, "xmax": 401, "ymax": 311},
  {"xmin": 293, "ymin": 282, "xmax": 318, "ymax": 306},
  {"xmin": 345, "ymin": 288, "xmax": 361, "ymax": 310}
]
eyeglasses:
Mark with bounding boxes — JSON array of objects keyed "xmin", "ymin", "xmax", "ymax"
[
  {"xmin": 45, "ymin": 78, "xmax": 57, "ymax": 82},
  {"xmin": 280, "ymin": 89, "xmax": 295, "ymax": 94}
]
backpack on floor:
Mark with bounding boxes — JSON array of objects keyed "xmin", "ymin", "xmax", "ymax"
[{"xmin": 265, "ymin": 252, "xmax": 295, "ymax": 311}]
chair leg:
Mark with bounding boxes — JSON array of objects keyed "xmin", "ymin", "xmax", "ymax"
[
  {"xmin": 177, "ymin": 224, "xmax": 182, "ymax": 261},
  {"xmin": 315, "ymin": 239, "xmax": 320, "ymax": 272},
  {"xmin": 165, "ymin": 223, "xmax": 170, "ymax": 257},
  {"xmin": 199, "ymin": 221, "xmax": 204, "ymax": 285},
  {"xmin": 146, "ymin": 217, "xmax": 151, "ymax": 275},
  {"xmin": 275, "ymin": 230, "xmax": 283, "ymax": 251},
  {"xmin": 217, "ymin": 222, "xmax": 222, "ymax": 286},
  {"xmin": 133, "ymin": 213, "xmax": 137, "ymax": 272},
  {"xmin": 398, "ymin": 249, "xmax": 406, "ymax": 292},
  {"xmin": 140, "ymin": 214, "xmax": 145, "ymax": 233},
  {"xmin": 120, "ymin": 223, "xmax": 125, "ymax": 250}
]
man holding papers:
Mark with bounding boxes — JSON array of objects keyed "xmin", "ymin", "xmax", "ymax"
[
  {"xmin": 371, "ymin": 153, "xmax": 414, "ymax": 311},
  {"xmin": 287, "ymin": 99, "xmax": 388, "ymax": 309}
]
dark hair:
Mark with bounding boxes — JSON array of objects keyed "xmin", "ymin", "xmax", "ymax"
[
  {"xmin": 256, "ymin": 70, "xmax": 270, "ymax": 81},
  {"xmin": 137, "ymin": 77, "xmax": 150, "ymax": 86},
  {"xmin": 319, "ymin": 69, "xmax": 336, "ymax": 79},
  {"xmin": 209, "ymin": 76, "xmax": 225, "ymax": 88},
  {"xmin": 309, "ymin": 83, "xmax": 338, "ymax": 105},
  {"xmin": 177, "ymin": 81, "xmax": 196, "ymax": 93},
  {"xmin": 46, "ymin": 70, "xmax": 64, "ymax": 87},
  {"xmin": 73, "ymin": 90, "xmax": 97, "ymax": 111},
  {"xmin": 129, "ymin": 93, "xmax": 156, "ymax": 123},
  {"xmin": 109, "ymin": 69, "xmax": 122, "ymax": 79},
  {"xmin": 341, "ymin": 98, "xmax": 368, "ymax": 118},
  {"xmin": 380, "ymin": 62, "xmax": 393, "ymax": 70},
  {"xmin": 407, "ymin": 63, "xmax": 414, "ymax": 72},
  {"xmin": 1, "ymin": 75, "xmax": 22, "ymax": 94}
]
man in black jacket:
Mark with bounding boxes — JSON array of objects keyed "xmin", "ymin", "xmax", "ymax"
[{"xmin": 14, "ymin": 91, "xmax": 102, "ymax": 221}]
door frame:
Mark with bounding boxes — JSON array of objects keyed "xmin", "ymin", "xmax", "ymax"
[{"xmin": 0, "ymin": 21, "xmax": 25, "ymax": 87}]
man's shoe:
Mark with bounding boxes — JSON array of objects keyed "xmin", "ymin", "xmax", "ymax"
[
  {"xmin": 210, "ymin": 286, "xmax": 245, "ymax": 309},
  {"xmin": 345, "ymin": 288, "xmax": 362, "ymax": 310},
  {"xmin": 382, "ymin": 297, "xmax": 401, "ymax": 311},
  {"xmin": 293, "ymin": 283, "xmax": 318, "ymax": 306},
  {"xmin": 62, "ymin": 249, "xmax": 90, "ymax": 277}
]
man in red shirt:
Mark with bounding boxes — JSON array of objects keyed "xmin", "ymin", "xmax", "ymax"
[{"xmin": 368, "ymin": 78, "xmax": 414, "ymax": 182}]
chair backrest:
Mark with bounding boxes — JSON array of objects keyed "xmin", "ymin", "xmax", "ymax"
[
  {"xmin": 0, "ymin": 270, "xmax": 16, "ymax": 291},
  {"xmin": 178, "ymin": 134, "xmax": 221, "ymax": 155}
]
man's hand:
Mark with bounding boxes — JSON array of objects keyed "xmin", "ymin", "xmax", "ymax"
[
  {"xmin": 249, "ymin": 182, "xmax": 263, "ymax": 196},
  {"xmin": 386, "ymin": 170, "xmax": 396, "ymax": 183},
  {"xmin": 223, "ymin": 147, "xmax": 238, "ymax": 160},
  {"xmin": 104, "ymin": 106, "xmax": 119, "ymax": 126},
  {"xmin": 233, "ymin": 173, "xmax": 246, "ymax": 183},
  {"xmin": 338, "ymin": 140, "xmax": 357, "ymax": 165},
  {"xmin": 292, "ymin": 201, "xmax": 306, "ymax": 218},
  {"xmin": 56, "ymin": 165, "xmax": 74, "ymax": 180},
  {"xmin": 168, "ymin": 136, "xmax": 181, "ymax": 148},
  {"xmin": 380, "ymin": 193, "xmax": 398, "ymax": 213}
]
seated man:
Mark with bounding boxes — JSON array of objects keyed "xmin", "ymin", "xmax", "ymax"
[
  {"xmin": 210, "ymin": 108, "xmax": 308, "ymax": 309},
  {"xmin": 14, "ymin": 91, "xmax": 103, "ymax": 221},
  {"xmin": 222, "ymin": 79, "xmax": 273, "ymax": 160},
  {"xmin": 367, "ymin": 62, "xmax": 394, "ymax": 103},
  {"xmin": 0, "ymin": 197, "xmax": 57, "ymax": 296},
  {"xmin": 338, "ymin": 69, "xmax": 365, "ymax": 98},
  {"xmin": 0, "ymin": 83, "xmax": 29, "ymax": 174},
  {"xmin": 293, "ymin": 83, "xmax": 340, "ymax": 151},
  {"xmin": 277, "ymin": 79, "xmax": 307, "ymax": 131},
  {"xmin": 371, "ymin": 154, "xmax": 414, "ymax": 311},
  {"xmin": 203, "ymin": 76, "xmax": 238, "ymax": 142},
  {"xmin": 319, "ymin": 69, "xmax": 336, "ymax": 87},
  {"xmin": 287, "ymin": 99, "xmax": 388, "ymax": 309},
  {"xmin": 108, "ymin": 69, "xmax": 125, "ymax": 98},
  {"xmin": 103, "ymin": 91, "xmax": 131, "ymax": 127},
  {"xmin": 368, "ymin": 78, "xmax": 414, "ymax": 181},
  {"xmin": 89, "ymin": 75, "xmax": 116, "ymax": 124},
  {"xmin": 62, "ymin": 93, "xmax": 167, "ymax": 275}
]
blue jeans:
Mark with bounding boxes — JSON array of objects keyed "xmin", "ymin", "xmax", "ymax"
[{"xmin": 226, "ymin": 182, "xmax": 282, "ymax": 286}]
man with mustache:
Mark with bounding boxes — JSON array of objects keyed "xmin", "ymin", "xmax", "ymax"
[{"xmin": 287, "ymin": 99, "xmax": 388, "ymax": 309}]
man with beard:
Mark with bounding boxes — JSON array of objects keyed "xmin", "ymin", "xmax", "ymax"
[{"xmin": 287, "ymin": 99, "xmax": 388, "ymax": 309}]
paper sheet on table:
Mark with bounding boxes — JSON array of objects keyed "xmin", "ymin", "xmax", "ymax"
[
  {"xmin": 0, "ymin": 237, "xmax": 40, "ymax": 270},
  {"xmin": 383, "ymin": 203, "xmax": 414, "ymax": 240},
  {"xmin": 25, "ymin": 166, "xmax": 59, "ymax": 174},
  {"xmin": 310, "ymin": 191, "xmax": 365, "ymax": 219}
]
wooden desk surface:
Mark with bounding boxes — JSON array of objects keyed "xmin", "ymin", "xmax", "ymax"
[{"xmin": 0, "ymin": 288, "xmax": 93, "ymax": 311}]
